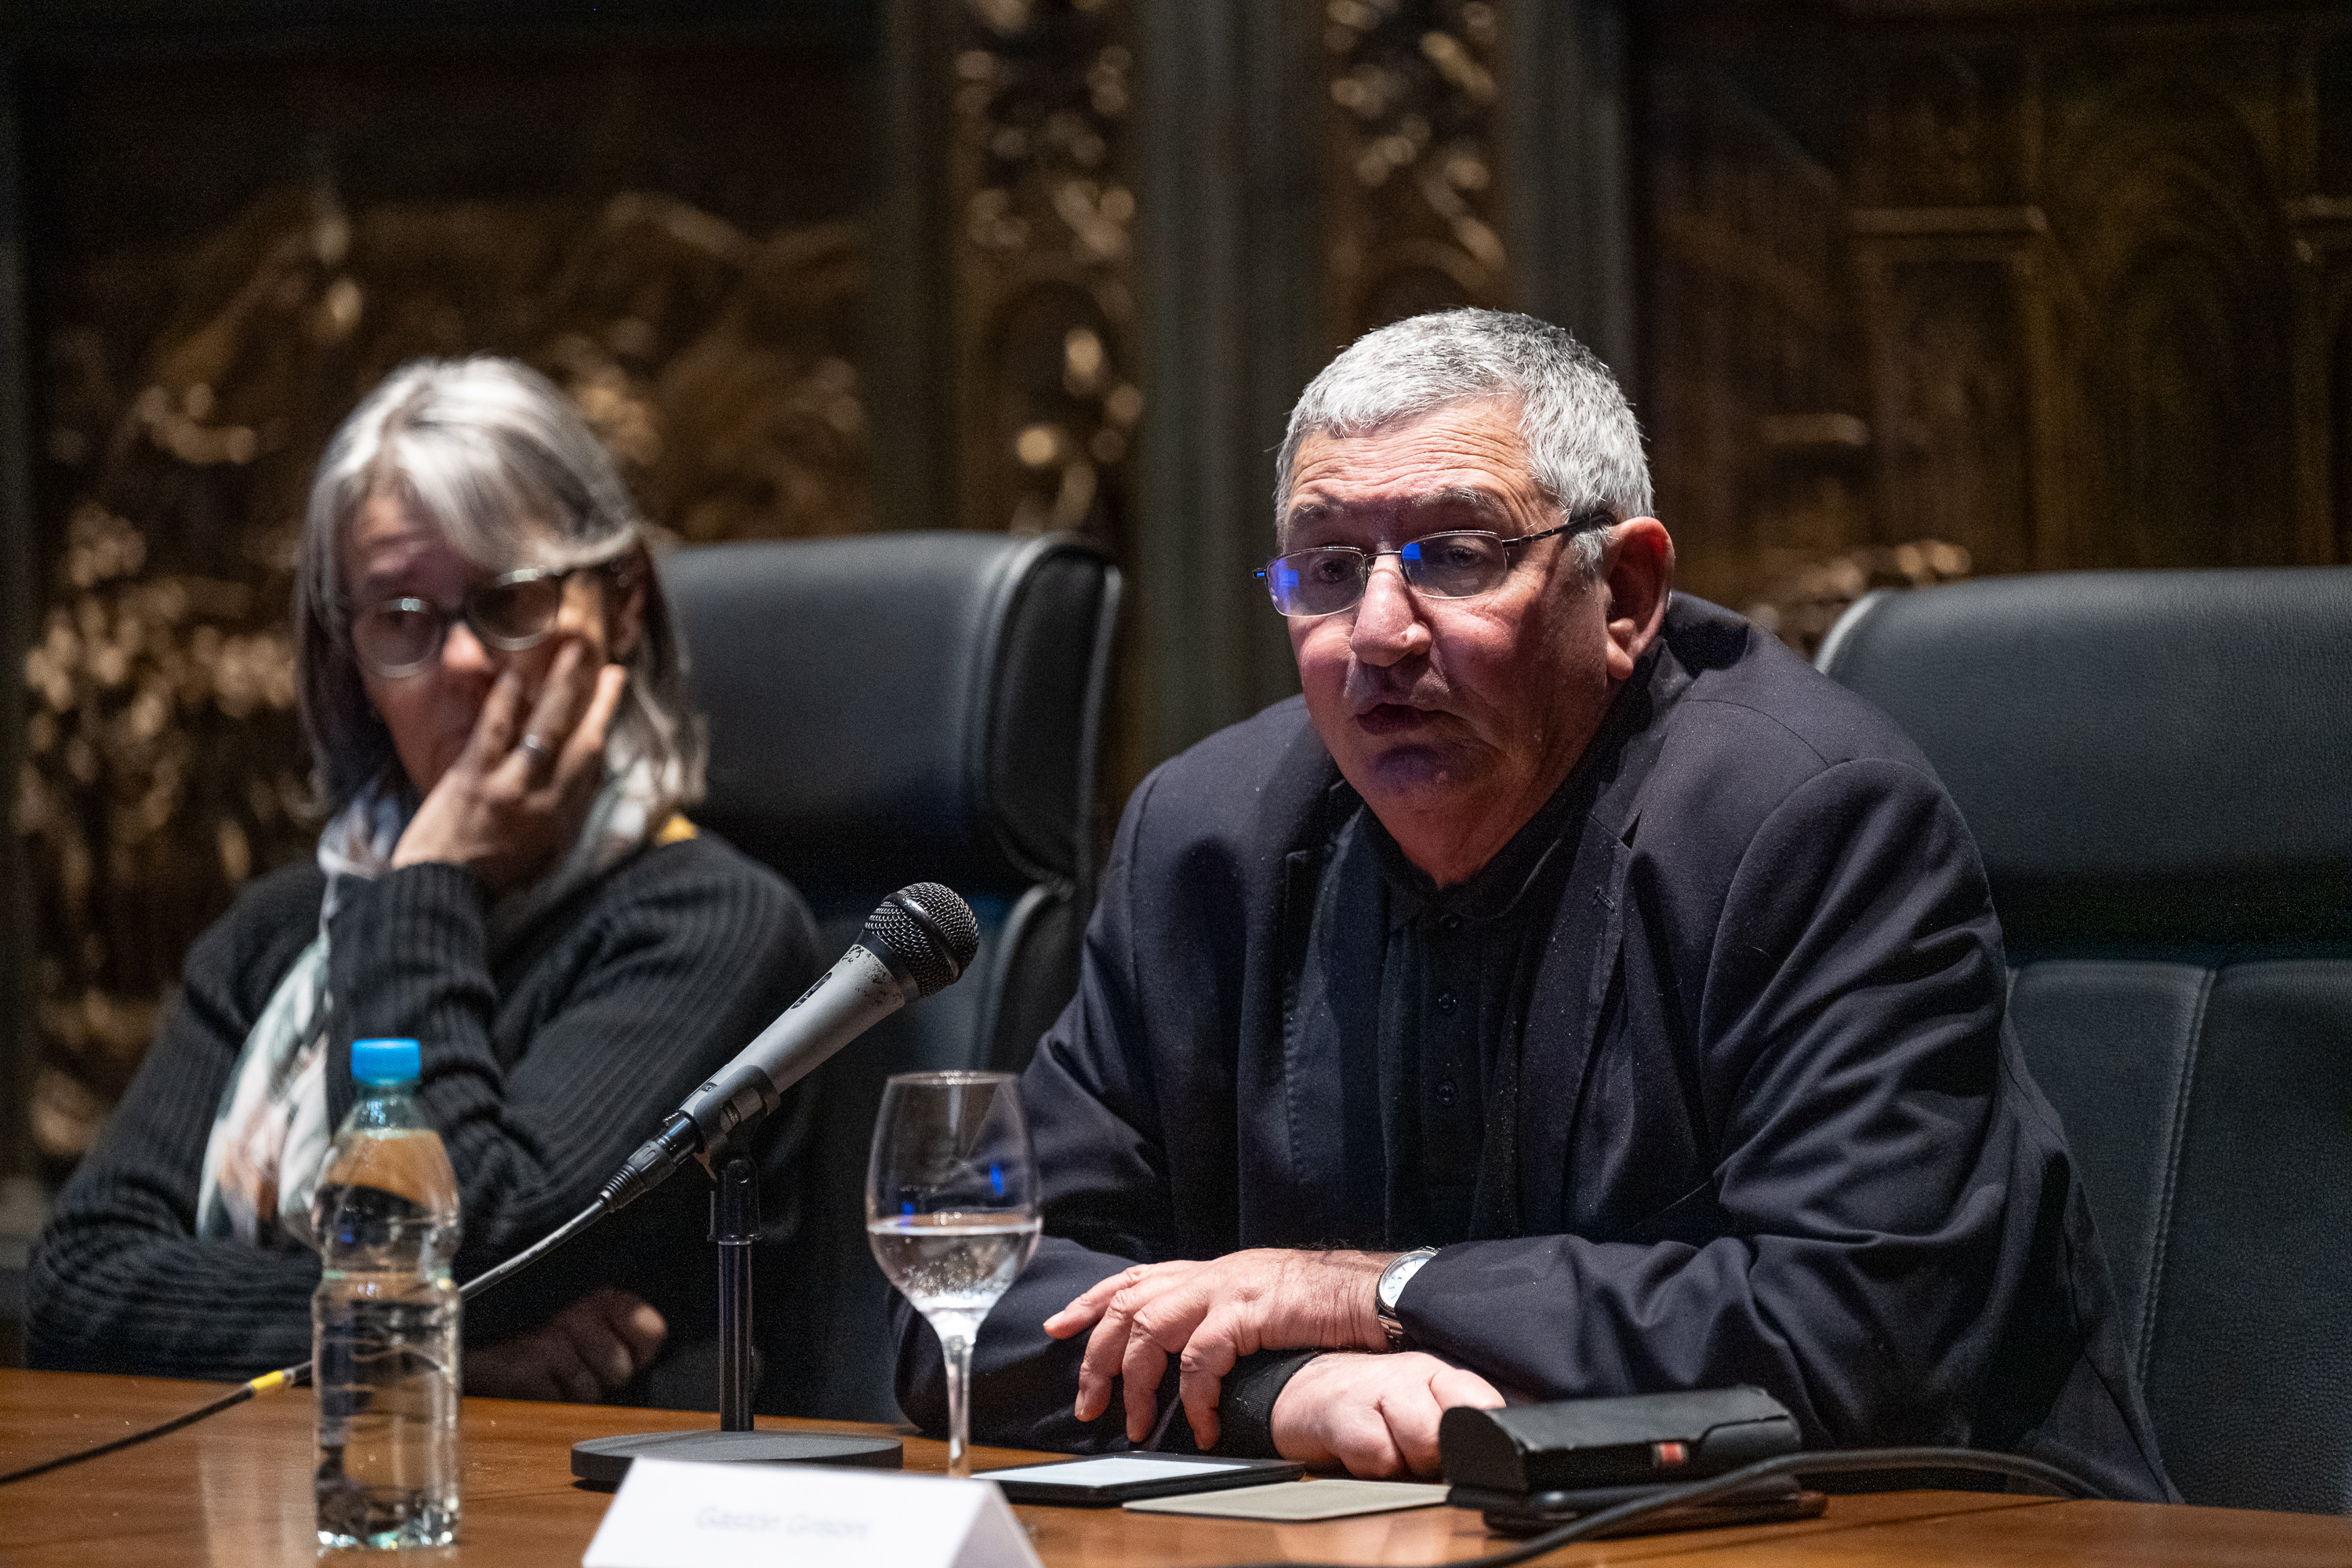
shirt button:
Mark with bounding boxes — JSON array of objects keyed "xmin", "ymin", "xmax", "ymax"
[
  {"xmin": 1436, "ymin": 990, "xmax": 1458, "ymax": 1015},
  {"xmin": 1439, "ymin": 913, "xmax": 1464, "ymax": 933},
  {"xmin": 1436, "ymin": 1078, "xmax": 1459, "ymax": 1107}
]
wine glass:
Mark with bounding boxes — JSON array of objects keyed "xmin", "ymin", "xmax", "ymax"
[{"xmin": 866, "ymin": 1070, "xmax": 1040, "ymax": 1478}]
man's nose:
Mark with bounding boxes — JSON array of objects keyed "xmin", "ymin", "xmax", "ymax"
[{"xmin": 1348, "ymin": 557, "xmax": 1432, "ymax": 666}]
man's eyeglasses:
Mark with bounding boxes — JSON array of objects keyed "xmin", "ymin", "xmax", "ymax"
[
  {"xmin": 353, "ymin": 564, "xmax": 610, "ymax": 679},
  {"xmin": 1254, "ymin": 514, "xmax": 1601, "ymax": 619}
]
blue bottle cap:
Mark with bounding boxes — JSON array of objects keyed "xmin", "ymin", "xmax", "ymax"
[{"xmin": 351, "ymin": 1038, "xmax": 422, "ymax": 1086}]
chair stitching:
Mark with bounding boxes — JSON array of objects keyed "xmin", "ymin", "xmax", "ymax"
[{"xmin": 2139, "ymin": 966, "xmax": 2216, "ymax": 1391}]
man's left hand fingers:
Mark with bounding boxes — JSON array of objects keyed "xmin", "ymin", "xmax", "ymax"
[
  {"xmin": 1074, "ymin": 1282, "xmax": 1152, "ymax": 1422},
  {"xmin": 1176, "ymin": 1327, "xmax": 1245, "ymax": 1455},
  {"xmin": 1119, "ymin": 1319, "xmax": 1174, "ymax": 1443},
  {"xmin": 1074, "ymin": 1265, "xmax": 1207, "ymax": 1423},
  {"xmin": 1046, "ymin": 1263, "xmax": 1150, "ymax": 1339},
  {"xmin": 1062, "ymin": 1253, "xmax": 1330, "ymax": 1435},
  {"xmin": 1120, "ymin": 1290, "xmax": 1220, "ymax": 1440}
]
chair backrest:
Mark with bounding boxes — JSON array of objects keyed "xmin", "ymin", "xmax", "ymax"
[
  {"xmin": 1817, "ymin": 567, "xmax": 2352, "ymax": 1512},
  {"xmin": 662, "ymin": 532, "xmax": 1120, "ymax": 1422}
]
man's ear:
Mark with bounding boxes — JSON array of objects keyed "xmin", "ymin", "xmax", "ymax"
[
  {"xmin": 1599, "ymin": 517, "xmax": 1675, "ymax": 683},
  {"xmin": 604, "ymin": 545, "xmax": 652, "ymax": 663}
]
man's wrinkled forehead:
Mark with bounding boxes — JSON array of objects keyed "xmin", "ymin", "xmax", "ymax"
[
  {"xmin": 1282, "ymin": 482, "xmax": 1514, "ymax": 545},
  {"xmin": 1278, "ymin": 397, "xmax": 1538, "ymax": 544}
]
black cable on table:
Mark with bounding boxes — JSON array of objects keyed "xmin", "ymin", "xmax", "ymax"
[
  {"xmin": 1217, "ymin": 1446, "xmax": 2104, "ymax": 1568},
  {"xmin": 0, "ymin": 1360, "xmax": 308, "ymax": 1487},
  {"xmin": 0, "ymin": 1196, "xmax": 612, "ymax": 1489}
]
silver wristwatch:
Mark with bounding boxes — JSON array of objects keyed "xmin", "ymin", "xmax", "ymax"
[{"xmin": 1374, "ymin": 1247, "xmax": 1439, "ymax": 1349}]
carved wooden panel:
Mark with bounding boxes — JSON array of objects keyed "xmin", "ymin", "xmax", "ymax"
[
  {"xmin": 1641, "ymin": 62, "xmax": 1871, "ymax": 619},
  {"xmin": 1856, "ymin": 244, "xmax": 2035, "ymax": 577},
  {"xmin": 1320, "ymin": 0, "xmax": 1510, "ymax": 344},
  {"xmin": 947, "ymin": 0, "xmax": 1138, "ymax": 543},
  {"xmin": 1641, "ymin": 2, "xmax": 2350, "ymax": 648},
  {"xmin": 2043, "ymin": 68, "xmax": 2298, "ymax": 568}
]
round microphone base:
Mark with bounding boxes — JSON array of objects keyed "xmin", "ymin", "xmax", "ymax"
[{"xmin": 571, "ymin": 1428, "xmax": 904, "ymax": 1490}]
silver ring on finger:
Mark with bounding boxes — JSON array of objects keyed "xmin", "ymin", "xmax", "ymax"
[{"xmin": 518, "ymin": 733, "xmax": 551, "ymax": 768}]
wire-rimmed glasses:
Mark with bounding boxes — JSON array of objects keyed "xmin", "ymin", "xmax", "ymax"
[{"xmin": 1254, "ymin": 514, "xmax": 1599, "ymax": 619}]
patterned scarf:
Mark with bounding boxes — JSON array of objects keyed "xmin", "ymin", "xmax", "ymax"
[{"xmin": 194, "ymin": 757, "xmax": 689, "ymax": 1248}]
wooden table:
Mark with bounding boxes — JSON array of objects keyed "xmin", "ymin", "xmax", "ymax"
[{"xmin": 3, "ymin": 1368, "xmax": 2347, "ymax": 1566}]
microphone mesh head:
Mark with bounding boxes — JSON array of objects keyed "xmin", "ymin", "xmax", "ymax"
[{"xmin": 865, "ymin": 883, "xmax": 981, "ymax": 998}]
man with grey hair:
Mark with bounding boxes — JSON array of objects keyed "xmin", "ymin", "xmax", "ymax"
[{"xmin": 895, "ymin": 309, "xmax": 2171, "ymax": 1501}]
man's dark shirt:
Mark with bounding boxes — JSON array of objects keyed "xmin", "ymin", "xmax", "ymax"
[
  {"xmin": 1200, "ymin": 782, "xmax": 1589, "ymax": 1432},
  {"xmin": 1354, "ymin": 777, "xmax": 1584, "ymax": 1246},
  {"xmin": 894, "ymin": 596, "xmax": 2175, "ymax": 1503}
]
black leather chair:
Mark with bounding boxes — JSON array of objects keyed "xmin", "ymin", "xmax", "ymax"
[
  {"xmin": 662, "ymin": 531, "xmax": 1121, "ymax": 1421},
  {"xmin": 1816, "ymin": 567, "xmax": 2352, "ymax": 1512}
]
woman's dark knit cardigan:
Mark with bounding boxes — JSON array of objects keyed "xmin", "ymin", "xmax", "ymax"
[{"xmin": 27, "ymin": 834, "xmax": 818, "ymax": 1383}]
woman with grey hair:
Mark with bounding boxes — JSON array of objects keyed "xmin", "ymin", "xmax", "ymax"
[{"xmin": 29, "ymin": 358, "xmax": 820, "ymax": 1405}]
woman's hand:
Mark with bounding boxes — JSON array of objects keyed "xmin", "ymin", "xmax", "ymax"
[
  {"xmin": 466, "ymin": 1286, "xmax": 668, "ymax": 1403},
  {"xmin": 390, "ymin": 638, "xmax": 625, "ymax": 896}
]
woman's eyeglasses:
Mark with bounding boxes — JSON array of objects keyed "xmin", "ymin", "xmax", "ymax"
[
  {"xmin": 1254, "ymin": 514, "xmax": 1600, "ymax": 619},
  {"xmin": 352, "ymin": 564, "xmax": 608, "ymax": 679}
]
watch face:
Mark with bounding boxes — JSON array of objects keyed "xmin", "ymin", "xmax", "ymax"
[{"xmin": 1380, "ymin": 1249, "xmax": 1434, "ymax": 1312}]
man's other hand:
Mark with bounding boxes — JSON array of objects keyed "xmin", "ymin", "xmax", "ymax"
[
  {"xmin": 466, "ymin": 1286, "xmax": 666, "ymax": 1403},
  {"xmin": 1042, "ymin": 1249, "xmax": 1392, "ymax": 1446},
  {"xmin": 1270, "ymin": 1352, "xmax": 1503, "ymax": 1479}
]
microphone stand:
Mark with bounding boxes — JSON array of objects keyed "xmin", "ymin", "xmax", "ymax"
[
  {"xmin": 569, "ymin": 1146, "xmax": 904, "ymax": 1487},
  {"xmin": 713, "ymin": 1156, "xmax": 759, "ymax": 1432},
  {"xmin": 565, "ymin": 883, "xmax": 982, "ymax": 1486}
]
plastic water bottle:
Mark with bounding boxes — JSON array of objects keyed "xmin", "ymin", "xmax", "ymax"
[{"xmin": 310, "ymin": 1038, "xmax": 463, "ymax": 1548}]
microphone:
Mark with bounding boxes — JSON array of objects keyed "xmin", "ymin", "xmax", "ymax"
[{"xmin": 597, "ymin": 882, "xmax": 981, "ymax": 1212}]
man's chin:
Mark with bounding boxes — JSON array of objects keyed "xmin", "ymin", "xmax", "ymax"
[{"xmin": 1343, "ymin": 741, "xmax": 1483, "ymax": 815}]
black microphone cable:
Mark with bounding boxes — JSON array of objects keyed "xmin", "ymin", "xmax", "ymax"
[
  {"xmin": 1219, "ymin": 1445, "xmax": 2106, "ymax": 1568},
  {"xmin": 2, "ymin": 883, "xmax": 982, "ymax": 1489},
  {"xmin": 0, "ymin": 1193, "xmax": 615, "ymax": 1490},
  {"xmin": 2, "ymin": 1087, "xmax": 689, "ymax": 1492},
  {"xmin": 0, "ymin": 1359, "xmax": 310, "ymax": 1487}
]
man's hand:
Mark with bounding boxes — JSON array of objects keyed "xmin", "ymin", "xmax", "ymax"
[
  {"xmin": 1270, "ymin": 1352, "xmax": 1503, "ymax": 1479},
  {"xmin": 1042, "ymin": 1249, "xmax": 1392, "ymax": 1448},
  {"xmin": 392, "ymin": 641, "xmax": 625, "ymax": 895},
  {"xmin": 466, "ymin": 1286, "xmax": 666, "ymax": 1403}
]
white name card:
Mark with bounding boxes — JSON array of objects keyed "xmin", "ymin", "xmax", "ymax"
[{"xmin": 583, "ymin": 1457, "xmax": 1044, "ymax": 1568}]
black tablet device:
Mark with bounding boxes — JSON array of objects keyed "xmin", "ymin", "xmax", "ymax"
[{"xmin": 973, "ymin": 1453, "xmax": 1305, "ymax": 1506}]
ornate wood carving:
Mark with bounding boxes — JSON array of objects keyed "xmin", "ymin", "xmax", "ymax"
[
  {"xmin": 1864, "ymin": 252, "xmax": 2031, "ymax": 576},
  {"xmin": 1641, "ymin": 64, "xmax": 1871, "ymax": 618},
  {"xmin": 2045, "ymin": 74, "xmax": 2296, "ymax": 568},
  {"xmin": 1642, "ymin": 3, "xmax": 2350, "ymax": 643},
  {"xmin": 948, "ymin": 0, "xmax": 1138, "ymax": 543},
  {"xmin": 1320, "ymin": 0, "xmax": 1510, "ymax": 344}
]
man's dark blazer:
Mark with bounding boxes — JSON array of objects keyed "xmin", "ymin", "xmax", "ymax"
[{"xmin": 895, "ymin": 595, "xmax": 2175, "ymax": 1502}]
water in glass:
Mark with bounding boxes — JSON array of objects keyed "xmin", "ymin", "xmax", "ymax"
[{"xmin": 867, "ymin": 1072, "xmax": 1038, "ymax": 1477}]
